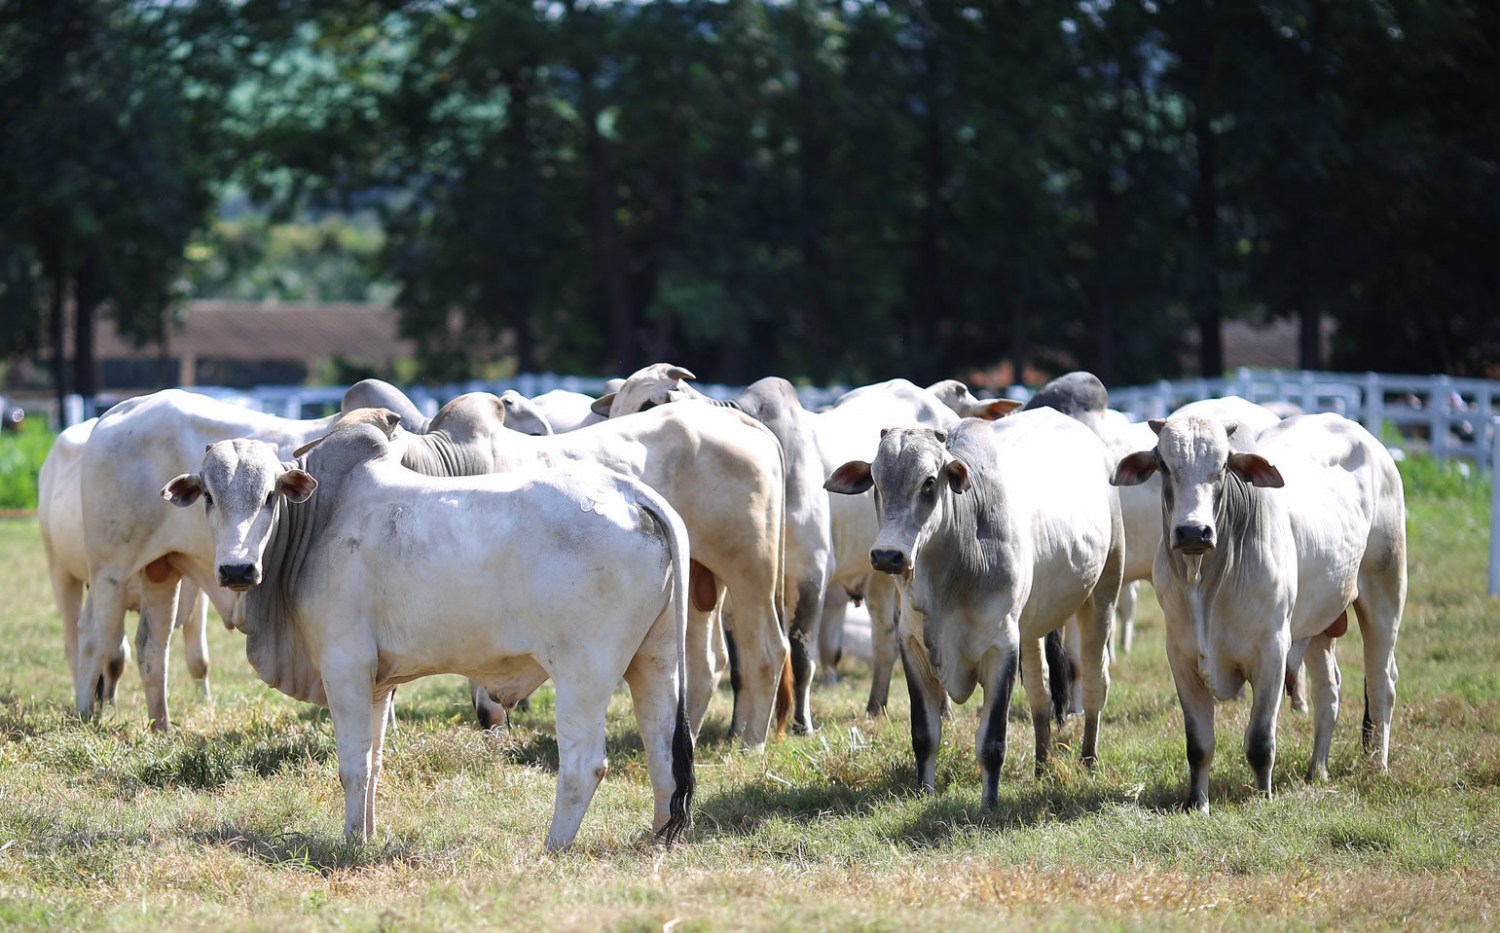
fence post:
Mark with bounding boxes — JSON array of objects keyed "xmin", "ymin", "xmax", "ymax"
[
  {"xmin": 1492, "ymin": 416, "xmax": 1500, "ymax": 596},
  {"xmin": 1364, "ymin": 372, "xmax": 1383, "ymax": 439}
]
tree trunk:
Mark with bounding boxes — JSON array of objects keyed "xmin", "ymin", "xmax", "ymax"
[
  {"xmin": 48, "ymin": 266, "xmax": 67, "ymax": 418},
  {"xmin": 73, "ymin": 255, "xmax": 99, "ymax": 400},
  {"xmin": 1191, "ymin": 108, "xmax": 1224, "ymax": 379},
  {"xmin": 582, "ymin": 76, "xmax": 634, "ymax": 373}
]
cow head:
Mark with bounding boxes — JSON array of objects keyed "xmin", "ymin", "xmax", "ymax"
[
  {"xmin": 1111, "ymin": 414, "xmax": 1283, "ymax": 556},
  {"xmin": 926, "ymin": 379, "xmax": 1023, "ymax": 421},
  {"xmin": 595, "ymin": 363, "xmax": 699, "ymax": 417},
  {"xmin": 163, "ymin": 439, "xmax": 318, "ymax": 591},
  {"xmin": 825, "ymin": 427, "xmax": 971, "ymax": 575}
]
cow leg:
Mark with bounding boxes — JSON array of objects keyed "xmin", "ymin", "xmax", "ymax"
[
  {"xmin": 323, "ymin": 663, "xmax": 377, "ymax": 843},
  {"xmin": 471, "ymin": 680, "xmax": 509, "ymax": 731},
  {"xmin": 722, "ymin": 599, "xmax": 788, "ymax": 751},
  {"xmin": 1074, "ymin": 600, "xmax": 1113, "ymax": 768},
  {"xmin": 1019, "ymin": 634, "xmax": 1054, "ymax": 776},
  {"xmin": 788, "ymin": 577, "xmax": 825, "ymax": 735},
  {"xmin": 51, "ymin": 568, "xmax": 85, "ymax": 678},
  {"xmin": 975, "ymin": 644, "xmax": 1019, "ymax": 809},
  {"xmin": 1246, "ymin": 644, "xmax": 1287, "ymax": 800},
  {"xmin": 865, "ymin": 575, "xmax": 900, "ymax": 716},
  {"xmin": 177, "ymin": 584, "xmax": 211, "ymax": 702},
  {"xmin": 1303, "ymin": 633, "xmax": 1340, "ymax": 781},
  {"xmin": 1114, "ymin": 580, "xmax": 1139, "ymax": 658},
  {"xmin": 366, "ymin": 689, "xmax": 394, "ymax": 837},
  {"xmin": 1354, "ymin": 585, "xmax": 1402, "ymax": 771},
  {"xmin": 899, "ymin": 638, "xmax": 945, "ymax": 795},
  {"xmin": 817, "ymin": 585, "xmax": 847, "ymax": 685},
  {"xmin": 134, "ymin": 573, "xmax": 182, "ymax": 732},
  {"xmin": 683, "ymin": 605, "xmax": 720, "ymax": 740},
  {"xmin": 74, "ymin": 575, "xmax": 131, "ymax": 718},
  {"xmin": 1285, "ymin": 638, "xmax": 1311, "ymax": 713},
  {"xmin": 624, "ymin": 611, "xmax": 687, "ymax": 835},
  {"xmin": 1061, "ymin": 617, "xmax": 1085, "ymax": 718},
  {"xmin": 1166, "ymin": 643, "xmax": 1216, "ymax": 813},
  {"xmin": 545, "ymin": 681, "xmax": 613, "ymax": 852}
]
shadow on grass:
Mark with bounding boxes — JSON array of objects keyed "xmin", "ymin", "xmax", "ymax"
[{"xmin": 193, "ymin": 824, "xmax": 421, "ymax": 875}]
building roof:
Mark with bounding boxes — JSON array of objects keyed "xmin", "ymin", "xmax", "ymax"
[{"xmin": 94, "ymin": 300, "xmax": 414, "ymax": 363}]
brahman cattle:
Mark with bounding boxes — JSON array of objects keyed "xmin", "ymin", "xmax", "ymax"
[
  {"xmin": 75, "ymin": 390, "xmax": 349, "ymax": 729},
  {"xmin": 351, "ymin": 392, "xmax": 790, "ymax": 748},
  {"xmin": 596, "ymin": 364, "xmax": 833, "ymax": 734},
  {"xmin": 38, "ymin": 418, "xmax": 211, "ymax": 699},
  {"xmin": 163, "ymin": 416, "xmax": 694, "ymax": 851},
  {"xmin": 826, "ymin": 409, "xmax": 1123, "ymax": 806},
  {"xmin": 500, "ymin": 388, "xmax": 608, "ymax": 435},
  {"xmin": 1112, "ymin": 412, "xmax": 1405, "ymax": 811}
]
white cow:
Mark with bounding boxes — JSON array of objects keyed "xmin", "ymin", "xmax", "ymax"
[
  {"xmin": 76, "ymin": 390, "xmax": 349, "ymax": 729},
  {"xmin": 1112, "ymin": 412, "xmax": 1405, "ymax": 811},
  {"xmin": 501, "ymin": 388, "xmax": 608, "ymax": 435},
  {"xmin": 38, "ymin": 419, "xmax": 211, "ymax": 698},
  {"xmin": 825, "ymin": 409, "xmax": 1123, "ymax": 805},
  {"xmin": 163, "ymin": 417, "xmax": 695, "ymax": 851},
  {"xmin": 595, "ymin": 364, "xmax": 833, "ymax": 734},
  {"xmin": 350, "ymin": 392, "xmax": 791, "ymax": 748},
  {"xmin": 815, "ymin": 378, "xmax": 1020, "ymax": 714}
]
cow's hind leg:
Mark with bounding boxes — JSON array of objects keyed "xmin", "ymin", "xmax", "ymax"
[
  {"xmin": 788, "ymin": 576, "xmax": 826, "ymax": 734},
  {"xmin": 1166, "ymin": 643, "xmax": 1217, "ymax": 813},
  {"xmin": 624, "ymin": 611, "xmax": 691, "ymax": 838},
  {"xmin": 74, "ymin": 575, "xmax": 131, "ymax": 718},
  {"xmin": 1074, "ymin": 597, "xmax": 1114, "ymax": 767},
  {"xmin": 865, "ymin": 575, "xmax": 900, "ymax": 716},
  {"xmin": 1303, "ymin": 633, "xmax": 1340, "ymax": 781},
  {"xmin": 1354, "ymin": 581, "xmax": 1402, "ymax": 771},
  {"xmin": 1020, "ymin": 634, "xmax": 1055, "ymax": 776},
  {"xmin": 1115, "ymin": 580, "xmax": 1139, "ymax": 658},
  {"xmin": 177, "ymin": 584, "xmax": 211, "ymax": 701},
  {"xmin": 817, "ymin": 585, "xmax": 847, "ymax": 685},
  {"xmin": 900, "ymin": 638, "xmax": 946, "ymax": 795},
  {"xmin": 545, "ymin": 681, "xmax": 614, "ymax": 852},
  {"xmin": 975, "ymin": 643, "xmax": 1019, "ymax": 808}
]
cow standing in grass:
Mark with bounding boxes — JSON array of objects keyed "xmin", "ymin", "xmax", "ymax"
[
  {"xmin": 1112, "ymin": 412, "xmax": 1405, "ymax": 811},
  {"xmin": 164, "ymin": 416, "xmax": 694, "ymax": 851},
  {"xmin": 826, "ymin": 409, "xmax": 1123, "ymax": 806}
]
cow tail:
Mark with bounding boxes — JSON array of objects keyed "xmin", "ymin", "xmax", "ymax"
[
  {"xmin": 760, "ymin": 415, "xmax": 794, "ymax": 738},
  {"xmin": 645, "ymin": 491, "xmax": 695, "ymax": 847},
  {"xmin": 1045, "ymin": 628, "xmax": 1072, "ymax": 727}
]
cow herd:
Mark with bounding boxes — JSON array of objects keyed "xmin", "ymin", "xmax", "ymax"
[{"xmin": 35, "ymin": 367, "xmax": 1406, "ymax": 851}]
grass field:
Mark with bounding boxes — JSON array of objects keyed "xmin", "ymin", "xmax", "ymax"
[{"xmin": 0, "ymin": 472, "xmax": 1497, "ymax": 929}]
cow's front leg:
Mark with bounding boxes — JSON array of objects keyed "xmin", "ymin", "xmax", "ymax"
[
  {"xmin": 366, "ymin": 690, "xmax": 394, "ymax": 836},
  {"xmin": 975, "ymin": 643, "xmax": 1019, "ymax": 809},
  {"xmin": 545, "ymin": 681, "xmax": 613, "ymax": 852},
  {"xmin": 788, "ymin": 575, "xmax": 826, "ymax": 735},
  {"xmin": 1247, "ymin": 642, "xmax": 1288, "ymax": 800},
  {"xmin": 135, "ymin": 573, "xmax": 182, "ymax": 732},
  {"xmin": 1019, "ymin": 634, "xmax": 1054, "ymax": 776},
  {"xmin": 1166, "ymin": 642, "xmax": 1216, "ymax": 813},
  {"xmin": 899, "ymin": 639, "xmax": 945, "ymax": 795},
  {"xmin": 1303, "ymin": 633, "xmax": 1340, "ymax": 781},
  {"xmin": 323, "ymin": 663, "xmax": 377, "ymax": 842}
]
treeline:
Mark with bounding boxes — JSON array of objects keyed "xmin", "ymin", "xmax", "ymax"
[{"xmin": 2, "ymin": 1, "xmax": 1497, "ymax": 395}]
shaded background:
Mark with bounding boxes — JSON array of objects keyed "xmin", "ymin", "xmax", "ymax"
[{"xmin": 2, "ymin": 0, "xmax": 1497, "ymax": 404}]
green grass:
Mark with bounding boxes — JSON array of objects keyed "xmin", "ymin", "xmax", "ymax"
[
  {"xmin": 0, "ymin": 486, "xmax": 1498, "ymax": 929},
  {"xmin": 0, "ymin": 421, "xmax": 53, "ymax": 510}
]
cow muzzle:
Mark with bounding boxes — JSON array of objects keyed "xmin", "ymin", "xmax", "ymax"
[
  {"xmin": 870, "ymin": 548, "xmax": 908, "ymax": 574},
  {"xmin": 217, "ymin": 563, "xmax": 261, "ymax": 591},
  {"xmin": 1171, "ymin": 523, "xmax": 1216, "ymax": 555}
]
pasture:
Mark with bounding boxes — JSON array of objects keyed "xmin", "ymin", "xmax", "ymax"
[{"xmin": 0, "ymin": 472, "xmax": 1497, "ymax": 929}]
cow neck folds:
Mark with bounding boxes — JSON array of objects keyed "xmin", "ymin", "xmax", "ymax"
[{"xmin": 401, "ymin": 430, "xmax": 492, "ymax": 478}]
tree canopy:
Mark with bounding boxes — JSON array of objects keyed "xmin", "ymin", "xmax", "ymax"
[{"xmin": 3, "ymin": 0, "xmax": 1497, "ymax": 395}]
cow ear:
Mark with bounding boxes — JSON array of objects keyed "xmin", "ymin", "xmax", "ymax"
[
  {"xmin": 591, "ymin": 392, "xmax": 616, "ymax": 416},
  {"xmin": 1112, "ymin": 450, "xmax": 1160, "ymax": 486},
  {"xmin": 944, "ymin": 458, "xmax": 971, "ymax": 493},
  {"xmin": 666, "ymin": 366, "xmax": 697, "ymax": 382},
  {"xmin": 1148, "ymin": 419, "xmax": 1167, "ymax": 436},
  {"xmin": 1228, "ymin": 452, "xmax": 1284, "ymax": 488},
  {"xmin": 1223, "ymin": 420, "xmax": 1239, "ymax": 438},
  {"xmin": 825, "ymin": 460, "xmax": 874, "ymax": 495},
  {"xmin": 163, "ymin": 473, "xmax": 205, "ymax": 507},
  {"xmin": 292, "ymin": 435, "xmax": 327, "ymax": 458},
  {"xmin": 879, "ymin": 427, "xmax": 891, "ymax": 439},
  {"xmin": 975, "ymin": 399, "xmax": 1023, "ymax": 420},
  {"xmin": 933, "ymin": 430, "xmax": 948, "ymax": 443},
  {"xmin": 276, "ymin": 469, "xmax": 319, "ymax": 503},
  {"xmin": 378, "ymin": 409, "xmax": 401, "ymax": 436}
]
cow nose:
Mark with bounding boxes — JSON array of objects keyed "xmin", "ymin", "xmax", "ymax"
[
  {"xmin": 870, "ymin": 548, "xmax": 908, "ymax": 574},
  {"xmin": 217, "ymin": 563, "xmax": 260, "ymax": 589},
  {"xmin": 1172, "ymin": 523, "xmax": 1215, "ymax": 554}
]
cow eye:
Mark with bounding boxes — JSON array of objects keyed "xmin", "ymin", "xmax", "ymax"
[
  {"xmin": 921, "ymin": 477, "xmax": 936, "ymax": 494},
  {"xmin": 203, "ymin": 493, "xmax": 213, "ymax": 509}
]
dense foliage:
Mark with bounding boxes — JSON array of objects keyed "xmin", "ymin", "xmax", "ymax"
[{"xmin": 2, "ymin": 1, "xmax": 1497, "ymax": 389}]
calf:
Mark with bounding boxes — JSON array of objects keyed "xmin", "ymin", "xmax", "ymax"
[
  {"xmin": 164, "ymin": 417, "xmax": 694, "ymax": 851},
  {"xmin": 1112, "ymin": 412, "xmax": 1404, "ymax": 811},
  {"xmin": 826, "ymin": 410, "xmax": 1122, "ymax": 806}
]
